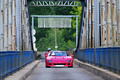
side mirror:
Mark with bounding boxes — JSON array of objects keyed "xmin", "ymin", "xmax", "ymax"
[{"xmin": 45, "ymin": 55, "xmax": 48, "ymax": 57}]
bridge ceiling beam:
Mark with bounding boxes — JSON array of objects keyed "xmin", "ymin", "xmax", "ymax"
[
  {"xmin": 30, "ymin": 1, "xmax": 81, "ymax": 6},
  {"xmin": 27, "ymin": 0, "xmax": 83, "ymax": 1}
]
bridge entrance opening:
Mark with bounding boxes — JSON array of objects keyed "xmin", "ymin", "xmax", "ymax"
[{"xmin": 29, "ymin": 0, "xmax": 83, "ymax": 51}]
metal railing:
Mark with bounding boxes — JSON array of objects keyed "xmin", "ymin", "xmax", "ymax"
[
  {"xmin": 77, "ymin": 47, "xmax": 120, "ymax": 74},
  {"xmin": 0, "ymin": 51, "xmax": 33, "ymax": 80}
]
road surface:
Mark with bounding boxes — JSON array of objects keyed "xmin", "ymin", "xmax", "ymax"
[{"xmin": 26, "ymin": 59, "xmax": 103, "ymax": 80}]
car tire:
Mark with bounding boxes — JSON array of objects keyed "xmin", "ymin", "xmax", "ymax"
[
  {"xmin": 68, "ymin": 66, "xmax": 73, "ymax": 68},
  {"xmin": 46, "ymin": 66, "xmax": 50, "ymax": 68}
]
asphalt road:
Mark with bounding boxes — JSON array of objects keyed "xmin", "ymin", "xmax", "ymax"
[{"xmin": 26, "ymin": 59, "xmax": 103, "ymax": 80}]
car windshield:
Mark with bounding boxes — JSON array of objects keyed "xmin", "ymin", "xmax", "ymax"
[{"xmin": 50, "ymin": 52, "xmax": 69, "ymax": 56}]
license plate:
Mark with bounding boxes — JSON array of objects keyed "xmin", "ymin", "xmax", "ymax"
[{"xmin": 55, "ymin": 65, "xmax": 64, "ymax": 67}]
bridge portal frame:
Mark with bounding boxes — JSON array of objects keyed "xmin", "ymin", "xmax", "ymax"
[{"xmin": 31, "ymin": 15, "xmax": 79, "ymax": 47}]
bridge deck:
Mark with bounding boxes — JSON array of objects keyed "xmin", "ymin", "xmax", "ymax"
[{"xmin": 26, "ymin": 59, "xmax": 103, "ymax": 80}]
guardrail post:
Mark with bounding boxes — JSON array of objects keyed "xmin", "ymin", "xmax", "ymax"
[{"xmin": 94, "ymin": 48, "xmax": 96, "ymax": 65}]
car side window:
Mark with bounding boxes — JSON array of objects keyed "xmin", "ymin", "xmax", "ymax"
[
  {"xmin": 67, "ymin": 53, "xmax": 69, "ymax": 56},
  {"xmin": 49, "ymin": 52, "xmax": 53, "ymax": 56}
]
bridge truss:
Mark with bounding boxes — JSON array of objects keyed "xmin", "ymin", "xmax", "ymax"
[
  {"xmin": 0, "ymin": 0, "xmax": 120, "ymax": 50},
  {"xmin": 0, "ymin": 0, "xmax": 33, "ymax": 51},
  {"xmin": 30, "ymin": 1, "xmax": 81, "ymax": 6},
  {"xmin": 78, "ymin": 0, "xmax": 120, "ymax": 49}
]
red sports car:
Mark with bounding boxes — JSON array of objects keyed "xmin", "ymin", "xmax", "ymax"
[{"xmin": 45, "ymin": 51, "xmax": 74, "ymax": 68}]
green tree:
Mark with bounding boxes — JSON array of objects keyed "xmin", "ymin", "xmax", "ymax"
[{"xmin": 70, "ymin": 2, "xmax": 82, "ymax": 37}]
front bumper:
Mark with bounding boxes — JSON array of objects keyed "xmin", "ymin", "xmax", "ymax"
[{"xmin": 46, "ymin": 62, "xmax": 73, "ymax": 67}]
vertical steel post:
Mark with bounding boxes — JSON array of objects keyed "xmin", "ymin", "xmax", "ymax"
[
  {"xmin": 12, "ymin": 0, "xmax": 16, "ymax": 51},
  {"xmin": 22, "ymin": 0, "xmax": 26, "ymax": 50},
  {"xmin": 21, "ymin": 0, "xmax": 24, "ymax": 51},
  {"xmin": 107, "ymin": 0, "xmax": 112, "ymax": 47},
  {"xmin": 26, "ymin": 19, "xmax": 29, "ymax": 50},
  {"xmin": 26, "ymin": 4, "xmax": 32, "ymax": 51},
  {"xmin": 8, "ymin": 0, "xmax": 12, "ymax": 50},
  {"xmin": 55, "ymin": 28, "xmax": 57, "ymax": 50},
  {"xmin": 118, "ymin": 0, "xmax": 120, "ymax": 46},
  {"xmin": 76, "ymin": 16, "xmax": 78, "ymax": 47},
  {"xmin": 94, "ymin": 0, "xmax": 100, "ymax": 48},
  {"xmin": 0, "ymin": 0, "xmax": 1, "ymax": 51},
  {"xmin": 86, "ymin": 0, "xmax": 89, "ymax": 48},
  {"xmin": 24, "ymin": 17, "xmax": 26, "ymax": 50},
  {"xmin": 94, "ymin": 0, "xmax": 100, "ymax": 64},
  {"xmin": 32, "ymin": 17, "xmax": 34, "ymax": 50},
  {"xmin": 26, "ymin": 10, "xmax": 30, "ymax": 50},
  {"xmin": 32, "ymin": 17, "xmax": 34, "ymax": 34},
  {"xmin": 112, "ymin": 0, "xmax": 117, "ymax": 46},
  {"xmin": 101, "ymin": 0, "xmax": 106, "ymax": 47},
  {"xmin": 24, "ymin": 3, "xmax": 27, "ymax": 50},
  {"xmin": 4, "ymin": 0, "xmax": 8, "ymax": 51},
  {"xmin": 16, "ymin": 0, "xmax": 22, "ymax": 51},
  {"xmin": 20, "ymin": 0, "xmax": 23, "ymax": 51},
  {"xmin": 83, "ymin": 12, "xmax": 87, "ymax": 49},
  {"xmin": 16, "ymin": 0, "xmax": 19, "ymax": 51},
  {"xmin": 92, "ymin": 0, "xmax": 94, "ymax": 48},
  {"xmin": 0, "ymin": 0, "xmax": 4, "ymax": 51},
  {"xmin": 88, "ymin": 0, "xmax": 91, "ymax": 48},
  {"xmin": 25, "ymin": 8, "xmax": 28, "ymax": 50}
]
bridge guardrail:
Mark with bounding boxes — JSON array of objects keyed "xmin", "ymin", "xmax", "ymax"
[
  {"xmin": 77, "ymin": 47, "xmax": 120, "ymax": 74},
  {"xmin": 0, "ymin": 51, "xmax": 33, "ymax": 80}
]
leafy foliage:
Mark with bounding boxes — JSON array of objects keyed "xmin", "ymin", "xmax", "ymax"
[{"xmin": 70, "ymin": 3, "xmax": 82, "ymax": 37}]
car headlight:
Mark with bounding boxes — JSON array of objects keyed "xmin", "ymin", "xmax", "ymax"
[
  {"xmin": 48, "ymin": 60, "xmax": 52, "ymax": 62},
  {"xmin": 67, "ymin": 60, "xmax": 71, "ymax": 63}
]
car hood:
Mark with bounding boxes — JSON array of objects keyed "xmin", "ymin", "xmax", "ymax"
[{"xmin": 47, "ymin": 56, "xmax": 72, "ymax": 63}]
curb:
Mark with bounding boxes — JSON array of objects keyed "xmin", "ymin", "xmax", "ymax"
[
  {"xmin": 5, "ymin": 60, "xmax": 41, "ymax": 80},
  {"xmin": 74, "ymin": 59, "xmax": 120, "ymax": 80}
]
